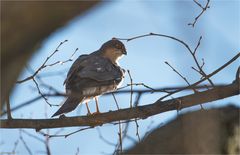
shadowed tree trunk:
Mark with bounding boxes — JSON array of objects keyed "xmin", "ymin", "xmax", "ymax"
[
  {"xmin": 1, "ymin": 1, "xmax": 100, "ymax": 110},
  {"xmin": 125, "ymin": 106, "xmax": 240, "ymax": 154}
]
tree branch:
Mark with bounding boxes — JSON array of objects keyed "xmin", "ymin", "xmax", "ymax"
[
  {"xmin": 188, "ymin": 0, "xmax": 210, "ymax": 27},
  {"xmin": 1, "ymin": 80, "xmax": 238, "ymax": 129},
  {"xmin": 117, "ymin": 33, "xmax": 214, "ymax": 85},
  {"xmin": 0, "ymin": 84, "xmax": 218, "ymax": 117}
]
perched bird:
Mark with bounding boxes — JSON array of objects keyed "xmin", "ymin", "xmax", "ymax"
[{"xmin": 52, "ymin": 39, "xmax": 127, "ymax": 117}]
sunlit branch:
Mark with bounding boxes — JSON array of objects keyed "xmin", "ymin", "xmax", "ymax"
[
  {"xmin": 0, "ymin": 84, "xmax": 228, "ymax": 117},
  {"xmin": 1, "ymin": 79, "xmax": 238, "ymax": 129}
]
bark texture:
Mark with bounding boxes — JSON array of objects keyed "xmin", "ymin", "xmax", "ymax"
[{"xmin": 125, "ymin": 106, "xmax": 240, "ymax": 154}]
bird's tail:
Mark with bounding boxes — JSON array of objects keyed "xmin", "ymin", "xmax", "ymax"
[{"xmin": 51, "ymin": 96, "xmax": 84, "ymax": 117}]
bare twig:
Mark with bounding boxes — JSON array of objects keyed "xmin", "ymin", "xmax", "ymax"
[
  {"xmin": 117, "ymin": 33, "xmax": 214, "ymax": 85},
  {"xmin": 165, "ymin": 62, "xmax": 193, "ymax": 89},
  {"xmin": 1, "ymin": 77, "xmax": 238, "ymax": 129},
  {"xmin": 17, "ymin": 40, "xmax": 68, "ymax": 84},
  {"xmin": 22, "ymin": 129, "xmax": 45, "ymax": 143},
  {"xmin": 133, "ymin": 93, "xmax": 142, "ymax": 142},
  {"xmin": 193, "ymin": 0, "xmax": 204, "ymax": 9},
  {"xmin": 0, "ymin": 84, "xmax": 226, "ymax": 117},
  {"xmin": 97, "ymin": 128, "xmax": 115, "ymax": 146},
  {"xmin": 12, "ymin": 139, "xmax": 19, "ymax": 154},
  {"xmin": 45, "ymin": 48, "xmax": 78, "ymax": 67},
  {"xmin": 127, "ymin": 70, "xmax": 141, "ymax": 142},
  {"xmin": 32, "ymin": 78, "xmax": 55, "ymax": 107},
  {"xmin": 112, "ymin": 93, "xmax": 123, "ymax": 154},
  {"xmin": 2, "ymin": 53, "xmax": 238, "ymax": 123},
  {"xmin": 193, "ymin": 36, "xmax": 202, "ymax": 54},
  {"xmin": 6, "ymin": 96, "xmax": 12, "ymax": 119},
  {"xmin": 188, "ymin": 0, "xmax": 210, "ymax": 27},
  {"xmin": 134, "ymin": 119, "xmax": 141, "ymax": 142},
  {"xmin": 160, "ymin": 52, "xmax": 239, "ymax": 100},
  {"xmin": 117, "ymin": 121, "xmax": 123, "ymax": 153},
  {"xmin": 42, "ymin": 126, "xmax": 94, "ymax": 138},
  {"xmin": 15, "ymin": 40, "xmax": 73, "ymax": 108},
  {"xmin": 127, "ymin": 70, "xmax": 134, "ymax": 108},
  {"xmin": 75, "ymin": 147, "xmax": 80, "ymax": 155},
  {"xmin": 117, "ymin": 83, "xmax": 156, "ymax": 92},
  {"xmin": 19, "ymin": 130, "xmax": 33, "ymax": 155}
]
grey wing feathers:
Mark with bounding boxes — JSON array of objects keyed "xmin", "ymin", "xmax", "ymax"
[
  {"xmin": 63, "ymin": 52, "xmax": 124, "ymax": 96},
  {"xmin": 79, "ymin": 56, "xmax": 122, "ymax": 81},
  {"xmin": 63, "ymin": 54, "xmax": 88, "ymax": 85},
  {"xmin": 64, "ymin": 53, "xmax": 123, "ymax": 85}
]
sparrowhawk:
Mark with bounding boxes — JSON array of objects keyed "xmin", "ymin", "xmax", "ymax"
[{"xmin": 52, "ymin": 39, "xmax": 126, "ymax": 117}]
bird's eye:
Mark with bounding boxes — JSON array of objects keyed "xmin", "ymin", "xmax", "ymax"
[{"xmin": 115, "ymin": 44, "xmax": 122, "ymax": 49}]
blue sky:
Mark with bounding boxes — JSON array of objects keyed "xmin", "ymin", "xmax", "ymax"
[{"xmin": 1, "ymin": 0, "xmax": 240, "ymax": 154}]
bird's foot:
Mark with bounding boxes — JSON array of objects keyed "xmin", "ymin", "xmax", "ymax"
[
  {"xmin": 87, "ymin": 112, "xmax": 92, "ymax": 116},
  {"xmin": 59, "ymin": 114, "xmax": 66, "ymax": 119},
  {"xmin": 92, "ymin": 111, "xmax": 101, "ymax": 115}
]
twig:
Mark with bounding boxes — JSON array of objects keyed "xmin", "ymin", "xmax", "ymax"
[
  {"xmin": 6, "ymin": 96, "xmax": 12, "ymax": 119},
  {"xmin": 193, "ymin": 0, "xmax": 204, "ymax": 9},
  {"xmin": 1, "ymin": 78, "xmax": 238, "ymax": 129},
  {"xmin": 45, "ymin": 48, "xmax": 78, "ymax": 67},
  {"xmin": 127, "ymin": 70, "xmax": 134, "ymax": 108},
  {"xmin": 32, "ymin": 78, "xmax": 53, "ymax": 107},
  {"xmin": 12, "ymin": 139, "xmax": 19, "ymax": 154},
  {"xmin": 191, "ymin": 36, "xmax": 214, "ymax": 87},
  {"xmin": 117, "ymin": 33, "xmax": 214, "ymax": 86},
  {"xmin": 160, "ymin": 52, "xmax": 239, "ymax": 101},
  {"xmin": 22, "ymin": 129, "xmax": 45, "ymax": 143},
  {"xmin": 0, "ymin": 84, "xmax": 225, "ymax": 116},
  {"xmin": 133, "ymin": 93, "xmax": 142, "ymax": 142},
  {"xmin": 134, "ymin": 119, "xmax": 141, "ymax": 142},
  {"xmin": 97, "ymin": 128, "xmax": 115, "ymax": 146},
  {"xmin": 117, "ymin": 121, "xmax": 123, "ymax": 153},
  {"xmin": 117, "ymin": 82, "xmax": 156, "ymax": 92},
  {"xmin": 188, "ymin": 0, "xmax": 210, "ymax": 27},
  {"xmin": 15, "ymin": 40, "xmax": 71, "ymax": 108},
  {"xmin": 42, "ymin": 126, "xmax": 94, "ymax": 138},
  {"xmin": 127, "ymin": 70, "xmax": 141, "ymax": 142},
  {"xmin": 112, "ymin": 93, "xmax": 123, "ymax": 154},
  {"xmin": 17, "ymin": 40, "xmax": 68, "ymax": 84},
  {"xmin": 112, "ymin": 93, "xmax": 120, "ymax": 110},
  {"xmin": 193, "ymin": 36, "xmax": 202, "ymax": 54},
  {"xmin": 165, "ymin": 62, "xmax": 191, "ymax": 87},
  {"xmin": 75, "ymin": 147, "xmax": 80, "ymax": 155},
  {"xmin": 165, "ymin": 61, "xmax": 198, "ymax": 94},
  {"xmin": 19, "ymin": 130, "xmax": 33, "ymax": 155},
  {"xmin": 3, "ymin": 55, "xmax": 238, "ymax": 129}
]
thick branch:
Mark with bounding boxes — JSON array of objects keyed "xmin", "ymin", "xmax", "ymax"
[
  {"xmin": 1, "ymin": 81, "xmax": 238, "ymax": 129},
  {"xmin": 1, "ymin": 85, "xmax": 218, "ymax": 116}
]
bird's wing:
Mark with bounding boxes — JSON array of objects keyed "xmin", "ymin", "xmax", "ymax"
[
  {"xmin": 79, "ymin": 55, "xmax": 123, "ymax": 81},
  {"xmin": 63, "ymin": 54, "xmax": 88, "ymax": 85},
  {"xmin": 65, "ymin": 54, "xmax": 124, "ymax": 93}
]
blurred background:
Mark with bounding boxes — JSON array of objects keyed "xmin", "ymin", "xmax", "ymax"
[{"xmin": 1, "ymin": 0, "xmax": 239, "ymax": 154}]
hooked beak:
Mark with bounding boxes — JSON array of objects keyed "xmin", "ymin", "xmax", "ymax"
[{"xmin": 122, "ymin": 48, "xmax": 127, "ymax": 55}]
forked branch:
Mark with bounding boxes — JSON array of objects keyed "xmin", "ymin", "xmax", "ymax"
[{"xmin": 1, "ymin": 78, "xmax": 238, "ymax": 129}]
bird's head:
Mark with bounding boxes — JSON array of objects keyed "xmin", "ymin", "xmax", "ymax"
[{"xmin": 100, "ymin": 39, "xmax": 127, "ymax": 64}]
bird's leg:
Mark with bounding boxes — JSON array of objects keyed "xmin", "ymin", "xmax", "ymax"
[
  {"xmin": 85, "ymin": 102, "xmax": 91, "ymax": 116},
  {"xmin": 59, "ymin": 114, "xmax": 66, "ymax": 119},
  {"xmin": 93, "ymin": 97, "xmax": 100, "ymax": 114}
]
